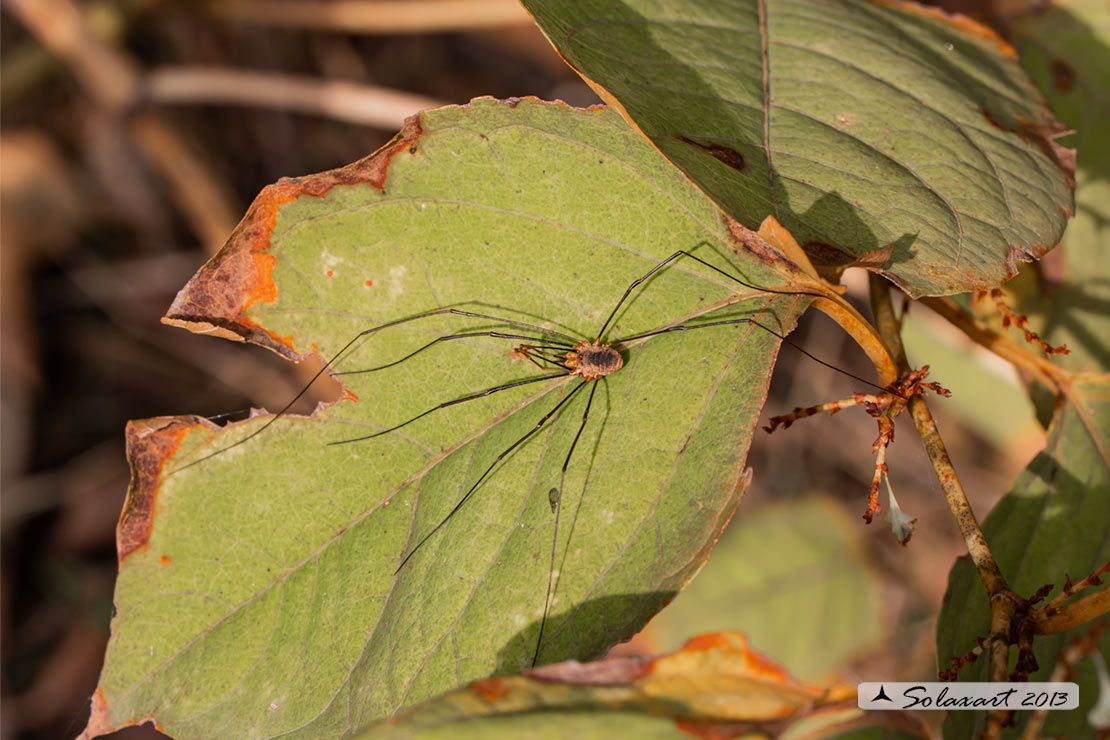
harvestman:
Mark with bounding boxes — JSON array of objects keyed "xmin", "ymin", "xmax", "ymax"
[{"xmin": 179, "ymin": 246, "xmax": 886, "ymax": 666}]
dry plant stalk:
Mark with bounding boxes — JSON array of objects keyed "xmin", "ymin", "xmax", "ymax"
[
  {"xmin": 207, "ymin": 0, "xmax": 533, "ymax": 34},
  {"xmin": 6, "ymin": 0, "xmax": 239, "ymax": 251}
]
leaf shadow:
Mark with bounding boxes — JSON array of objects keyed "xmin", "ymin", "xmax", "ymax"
[
  {"xmin": 494, "ymin": 589, "xmax": 679, "ymax": 676},
  {"xmin": 561, "ymin": 3, "xmax": 919, "ymax": 278}
]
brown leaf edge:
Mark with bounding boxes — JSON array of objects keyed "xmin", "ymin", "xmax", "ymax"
[
  {"xmin": 116, "ymin": 416, "xmax": 206, "ymax": 561},
  {"xmin": 76, "ymin": 687, "xmax": 162, "ymax": 740},
  {"xmin": 81, "ymin": 417, "xmax": 219, "ymax": 737},
  {"xmin": 159, "ymin": 96, "xmax": 637, "ymax": 362},
  {"xmin": 161, "ymin": 115, "xmax": 425, "ymax": 360}
]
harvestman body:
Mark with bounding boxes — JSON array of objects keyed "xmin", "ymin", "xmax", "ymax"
[{"xmin": 178, "ymin": 245, "xmax": 881, "ymax": 667}]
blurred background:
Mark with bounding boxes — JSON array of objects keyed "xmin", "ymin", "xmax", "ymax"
[{"xmin": 0, "ymin": 1, "xmax": 1044, "ymax": 738}]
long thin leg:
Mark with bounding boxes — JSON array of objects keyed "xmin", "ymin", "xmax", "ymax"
[
  {"xmin": 171, "ymin": 308, "xmax": 577, "ymax": 473},
  {"xmin": 670, "ymin": 243, "xmax": 826, "ymax": 300},
  {"xmin": 338, "ymin": 331, "xmax": 574, "ymax": 375},
  {"xmin": 517, "ymin": 349, "xmax": 569, "ymax": 372},
  {"xmin": 516, "ymin": 344, "xmax": 574, "ymax": 372},
  {"xmin": 596, "ymin": 251, "xmax": 689, "ymax": 339},
  {"xmin": 328, "ymin": 372, "xmax": 570, "ymax": 445},
  {"xmin": 532, "ymin": 379, "xmax": 600, "ymax": 667},
  {"xmin": 596, "ymin": 245, "xmax": 825, "ymax": 341},
  {"xmin": 395, "ymin": 379, "xmax": 590, "ymax": 572},
  {"xmin": 614, "ymin": 318, "xmax": 893, "ymax": 395},
  {"xmin": 353, "ymin": 308, "xmax": 579, "ymax": 345}
]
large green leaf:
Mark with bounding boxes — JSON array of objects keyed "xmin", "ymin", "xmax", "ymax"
[
  {"xmin": 522, "ymin": 0, "xmax": 1075, "ymax": 297},
  {"xmin": 936, "ymin": 374, "xmax": 1110, "ymax": 739},
  {"xmin": 1011, "ymin": 0, "xmax": 1110, "ymax": 373},
  {"xmin": 642, "ymin": 496, "xmax": 884, "ymax": 681},
  {"xmin": 87, "ymin": 99, "xmax": 817, "ymax": 739}
]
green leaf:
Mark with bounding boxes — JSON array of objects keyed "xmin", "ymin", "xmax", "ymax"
[
  {"xmin": 521, "ymin": 0, "xmax": 1075, "ymax": 297},
  {"xmin": 89, "ymin": 99, "xmax": 816, "ymax": 739},
  {"xmin": 1010, "ymin": 0, "xmax": 1110, "ymax": 373},
  {"xmin": 936, "ymin": 374, "xmax": 1110, "ymax": 739},
  {"xmin": 642, "ymin": 496, "xmax": 884, "ymax": 680}
]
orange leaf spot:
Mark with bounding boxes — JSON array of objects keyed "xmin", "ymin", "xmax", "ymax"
[{"xmin": 470, "ymin": 677, "xmax": 508, "ymax": 701}]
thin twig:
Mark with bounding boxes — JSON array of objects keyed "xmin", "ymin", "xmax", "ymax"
[
  {"xmin": 978, "ymin": 288, "xmax": 1069, "ymax": 356},
  {"xmin": 1040, "ymin": 560, "xmax": 1110, "ymax": 616},
  {"xmin": 920, "ymin": 296, "xmax": 1064, "ymax": 392},
  {"xmin": 871, "ymin": 278, "xmax": 1006, "ymax": 590},
  {"xmin": 144, "ymin": 67, "xmax": 446, "ymax": 129},
  {"xmin": 870, "ymin": 275, "xmax": 1014, "ymax": 739},
  {"xmin": 904, "ymin": 395, "xmax": 1008, "ymax": 595},
  {"xmin": 1036, "ymin": 586, "xmax": 1110, "ymax": 635},
  {"xmin": 809, "ymin": 293, "xmax": 899, "ymax": 387},
  {"xmin": 207, "ymin": 0, "xmax": 532, "ymax": 34}
]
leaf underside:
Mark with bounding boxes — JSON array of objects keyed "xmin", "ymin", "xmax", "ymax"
[
  {"xmin": 95, "ymin": 99, "xmax": 815, "ymax": 739},
  {"xmin": 523, "ymin": 0, "xmax": 1075, "ymax": 296}
]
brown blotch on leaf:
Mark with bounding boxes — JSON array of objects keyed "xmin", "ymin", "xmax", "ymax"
[
  {"xmin": 724, "ymin": 217, "xmax": 785, "ymax": 267},
  {"xmin": 683, "ymin": 633, "xmax": 790, "ymax": 682},
  {"xmin": 163, "ymin": 115, "xmax": 426, "ymax": 359},
  {"xmin": 1017, "ymin": 117, "xmax": 1077, "ymax": 193},
  {"xmin": 159, "ymin": 554, "xmax": 172, "ymax": 567},
  {"xmin": 117, "ymin": 417, "xmax": 193, "ymax": 561},
  {"xmin": 673, "ymin": 135, "xmax": 746, "ymax": 172},
  {"xmin": 1050, "ymin": 57, "xmax": 1076, "ymax": 93}
]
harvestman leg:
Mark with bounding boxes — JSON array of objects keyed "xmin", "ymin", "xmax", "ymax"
[
  {"xmin": 519, "ymin": 250, "xmax": 825, "ymax": 664},
  {"xmin": 519, "ymin": 250, "xmax": 889, "ymax": 664},
  {"xmin": 328, "ymin": 371, "xmax": 569, "ymax": 445},
  {"xmin": 172, "ymin": 308, "xmax": 577, "ymax": 472},
  {"xmin": 533, "ymin": 379, "xmax": 601, "ymax": 666},
  {"xmin": 594, "ymin": 245, "xmax": 825, "ymax": 340},
  {"xmin": 615, "ymin": 319, "xmax": 889, "ymax": 391},
  {"xmin": 395, "ymin": 380, "xmax": 590, "ymax": 572},
  {"xmin": 338, "ymin": 331, "xmax": 575, "ymax": 375}
]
